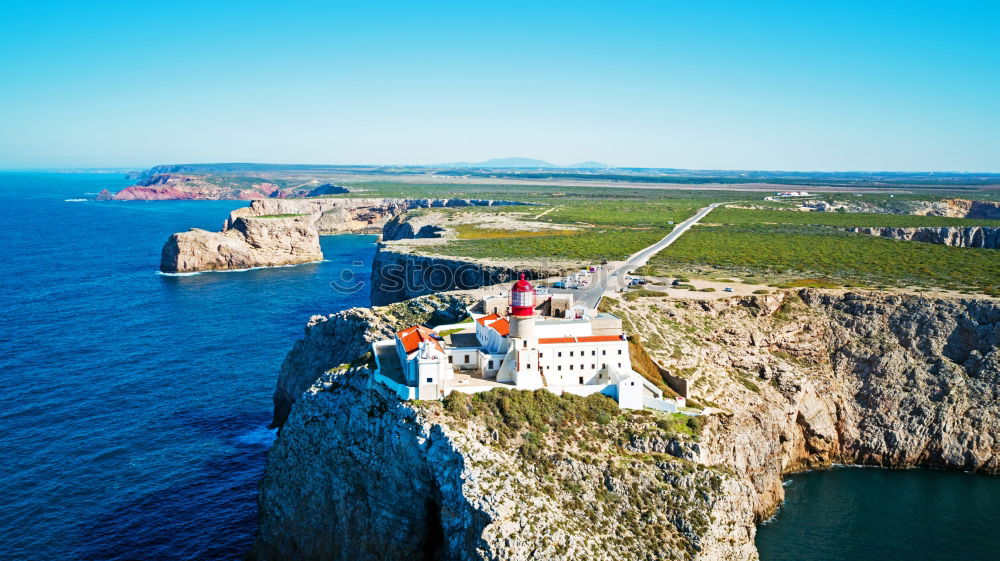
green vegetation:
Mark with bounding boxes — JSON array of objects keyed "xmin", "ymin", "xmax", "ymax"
[
  {"xmin": 655, "ymin": 414, "xmax": 705, "ymax": 438},
  {"xmin": 438, "ymin": 327, "xmax": 466, "ymax": 337},
  {"xmin": 623, "ymin": 288, "xmax": 670, "ymax": 302},
  {"xmin": 650, "ymin": 224, "xmax": 1000, "ymax": 295},
  {"xmin": 453, "ymin": 224, "xmax": 578, "ymax": 239},
  {"xmin": 429, "ymin": 227, "xmax": 670, "ymax": 262}
]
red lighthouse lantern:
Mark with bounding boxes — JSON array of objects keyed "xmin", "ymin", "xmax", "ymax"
[{"xmin": 509, "ymin": 273, "xmax": 535, "ymax": 317}]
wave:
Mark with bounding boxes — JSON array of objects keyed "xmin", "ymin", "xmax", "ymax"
[
  {"xmin": 234, "ymin": 426, "xmax": 277, "ymax": 447},
  {"xmin": 155, "ymin": 260, "xmax": 328, "ymax": 276},
  {"xmin": 65, "ymin": 198, "xmax": 89, "ymax": 202}
]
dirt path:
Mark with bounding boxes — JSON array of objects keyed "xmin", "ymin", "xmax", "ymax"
[{"xmin": 533, "ymin": 207, "xmax": 556, "ymax": 219}]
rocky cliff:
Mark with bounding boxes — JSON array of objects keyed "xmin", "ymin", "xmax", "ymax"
[
  {"xmin": 368, "ymin": 250, "xmax": 562, "ymax": 306},
  {"xmin": 271, "ymin": 293, "xmax": 475, "ymax": 428},
  {"xmin": 159, "ymin": 198, "xmax": 525, "ymax": 273},
  {"xmin": 99, "ymin": 174, "xmax": 350, "ymax": 200},
  {"xmin": 159, "ymin": 216, "xmax": 323, "ymax": 273},
  {"xmin": 253, "ymin": 289, "xmax": 999, "ymax": 560},
  {"xmin": 849, "ymin": 226, "xmax": 1000, "ymax": 248},
  {"xmin": 228, "ymin": 198, "xmax": 526, "ymax": 234}
]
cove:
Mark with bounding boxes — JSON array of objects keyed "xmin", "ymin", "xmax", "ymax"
[{"xmin": 756, "ymin": 467, "xmax": 1000, "ymax": 560}]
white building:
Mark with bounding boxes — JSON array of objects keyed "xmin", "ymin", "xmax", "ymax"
[{"xmin": 370, "ymin": 277, "xmax": 671, "ymax": 410}]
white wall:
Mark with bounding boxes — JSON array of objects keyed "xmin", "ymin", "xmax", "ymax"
[{"xmin": 537, "ymin": 340, "xmax": 629, "ymax": 386}]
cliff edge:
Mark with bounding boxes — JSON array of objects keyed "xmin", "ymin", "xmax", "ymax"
[{"xmin": 252, "ymin": 289, "xmax": 998, "ymax": 560}]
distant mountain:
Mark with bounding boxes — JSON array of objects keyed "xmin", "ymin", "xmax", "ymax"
[
  {"xmin": 567, "ymin": 161, "xmax": 610, "ymax": 169},
  {"xmin": 436, "ymin": 157, "xmax": 557, "ymax": 169}
]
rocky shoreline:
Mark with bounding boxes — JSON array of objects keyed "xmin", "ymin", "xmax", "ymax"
[
  {"xmin": 160, "ymin": 215, "xmax": 323, "ymax": 273},
  {"xmin": 159, "ymin": 198, "xmax": 526, "ymax": 273},
  {"xmin": 250, "ymin": 288, "xmax": 999, "ymax": 560}
]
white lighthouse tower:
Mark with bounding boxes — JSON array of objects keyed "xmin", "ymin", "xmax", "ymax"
[{"xmin": 504, "ymin": 274, "xmax": 543, "ymax": 389}]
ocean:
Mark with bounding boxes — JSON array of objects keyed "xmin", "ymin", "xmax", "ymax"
[
  {"xmin": 1, "ymin": 173, "xmax": 996, "ymax": 560},
  {"xmin": 756, "ymin": 467, "xmax": 1000, "ymax": 560},
  {"xmin": 0, "ymin": 173, "xmax": 376, "ymax": 560}
]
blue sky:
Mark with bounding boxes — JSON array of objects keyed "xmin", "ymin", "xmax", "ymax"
[{"xmin": 1, "ymin": 0, "xmax": 997, "ymax": 171}]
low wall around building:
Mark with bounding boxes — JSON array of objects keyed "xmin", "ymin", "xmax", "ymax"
[{"xmin": 373, "ymin": 371, "xmax": 416, "ymax": 401}]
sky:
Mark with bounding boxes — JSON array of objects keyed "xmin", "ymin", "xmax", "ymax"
[{"xmin": 0, "ymin": 0, "xmax": 998, "ymax": 171}]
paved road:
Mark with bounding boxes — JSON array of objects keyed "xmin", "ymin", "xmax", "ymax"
[{"xmin": 549, "ymin": 202, "xmax": 725, "ymax": 309}]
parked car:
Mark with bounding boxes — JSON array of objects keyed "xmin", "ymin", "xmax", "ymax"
[
  {"xmin": 535, "ymin": 287, "xmax": 550, "ymax": 295},
  {"xmin": 553, "ymin": 281, "xmax": 566, "ymax": 288},
  {"xmin": 671, "ymin": 279, "xmax": 681, "ymax": 286},
  {"xmin": 724, "ymin": 287, "xmax": 734, "ymax": 292}
]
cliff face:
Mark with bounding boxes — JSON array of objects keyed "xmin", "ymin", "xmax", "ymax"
[
  {"xmin": 254, "ymin": 289, "xmax": 999, "ymax": 560},
  {"xmin": 368, "ymin": 250, "xmax": 561, "ymax": 306},
  {"xmin": 159, "ymin": 198, "xmax": 526, "ymax": 273},
  {"xmin": 849, "ymin": 226, "xmax": 1000, "ymax": 248},
  {"xmin": 159, "ymin": 216, "xmax": 323, "ymax": 273},
  {"xmin": 271, "ymin": 293, "xmax": 475, "ymax": 428},
  {"xmin": 382, "ymin": 212, "xmax": 447, "ymax": 241},
  {"xmin": 255, "ymin": 369, "xmax": 750, "ymax": 561},
  {"xmin": 228, "ymin": 198, "xmax": 526, "ymax": 235},
  {"xmin": 105, "ymin": 174, "xmax": 350, "ymax": 200}
]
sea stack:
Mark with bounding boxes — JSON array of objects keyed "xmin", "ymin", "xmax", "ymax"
[{"xmin": 159, "ymin": 215, "xmax": 323, "ymax": 273}]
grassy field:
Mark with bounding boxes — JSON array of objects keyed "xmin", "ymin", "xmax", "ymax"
[
  {"xmin": 708, "ymin": 208, "xmax": 1000, "ymax": 227},
  {"xmin": 649, "ymin": 224, "xmax": 1000, "ymax": 296},
  {"xmin": 428, "ymin": 227, "xmax": 671, "ymax": 262}
]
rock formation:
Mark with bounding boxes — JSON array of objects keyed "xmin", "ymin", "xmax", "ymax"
[
  {"xmin": 252, "ymin": 288, "xmax": 999, "ymax": 561},
  {"xmin": 849, "ymin": 226, "xmax": 1000, "ymax": 248},
  {"xmin": 369, "ymin": 250, "xmax": 562, "ymax": 306},
  {"xmin": 159, "ymin": 198, "xmax": 526, "ymax": 273},
  {"xmin": 227, "ymin": 198, "xmax": 526, "ymax": 234},
  {"xmin": 104, "ymin": 174, "xmax": 351, "ymax": 200},
  {"xmin": 271, "ymin": 293, "xmax": 474, "ymax": 428},
  {"xmin": 159, "ymin": 216, "xmax": 323, "ymax": 273}
]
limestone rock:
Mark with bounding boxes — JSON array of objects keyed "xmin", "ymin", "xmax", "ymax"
[
  {"xmin": 849, "ymin": 226, "xmax": 1000, "ymax": 248},
  {"xmin": 159, "ymin": 216, "xmax": 322, "ymax": 273}
]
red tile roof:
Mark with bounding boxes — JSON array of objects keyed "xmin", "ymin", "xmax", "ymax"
[
  {"xmin": 490, "ymin": 318, "xmax": 510, "ymax": 336},
  {"xmin": 578, "ymin": 335, "xmax": 626, "ymax": 343},
  {"xmin": 538, "ymin": 335, "xmax": 625, "ymax": 345},
  {"xmin": 538, "ymin": 337, "xmax": 576, "ymax": 344},
  {"xmin": 396, "ymin": 325, "xmax": 443, "ymax": 354},
  {"xmin": 476, "ymin": 313, "xmax": 500, "ymax": 326}
]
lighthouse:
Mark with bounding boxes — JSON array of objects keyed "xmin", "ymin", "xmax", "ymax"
[{"xmin": 506, "ymin": 273, "xmax": 543, "ymax": 388}]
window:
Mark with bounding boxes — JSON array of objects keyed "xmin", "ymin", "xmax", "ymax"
[
  {"xmin": 602, "ymin": 350, "xmax": 606, "ymax": 355},
  {"xmin": 448, "ymin": 356, "xmax": 453, "ymax": 363},
  {"xmin": 631, "ymin": 381, "xmax": 635, "ymax": 386},
  {"xmin": 578, "ymin": 376, "xmax": 584, "ymax": 384},
  {"xmin": 591, "ymin": 350, "xmax": 596, "ymax": 356},
  {"xmin": 488, "ymin": 360, "xmax": 493, "ymax": 369},
  {"xmin": 580, "ymin": 364, "xmax": 584, "ymax": 370},
  {"xmin": 618, "ymin": 349, "xmax": 623, "ymax": 355},
  {"xmin": 523, "ymin": 341, "xmax": 527, "ymax": 348},
  {"xmin": 426, "ymin": 377, "xmax": 433, "ymax": 383},
  {"xmin": 558, "ymin": 351, "xmax": 562, "ymax": 357},
  {"xmin": 527, "ymin": 363, "xmax": 531, "ymax": 369},
  {"xmin": 464, "ymin": 355, "xmax": 470, "ymax": 363},
  {"xmin": 618, "ymin": 363, "xmax": 622, "ymax": 368},
  {"xmin": 558, "ymin": 365, "xmax": 562, "ymax": 371},
  {"xmin": 591, "ymin": 364, "xmax": 595, "ymax": 369},
  {"xmin": 539, "ymin": 352, "xmax": 543, "ymax": 358},
  {"xmin": 569, "ymin": 365, "xmax": 574, "ymax": 370},
  {"xmin": 570, "ymin": 351, "xmax": 574, "ymax": 357}
]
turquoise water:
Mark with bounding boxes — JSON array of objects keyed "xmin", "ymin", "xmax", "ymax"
[
  {"xmin": 756, "ymin": 467, "xmax": 1000, "ymax": 560},
  {"xmin": 0, "ymin": 173, "xmax": 377, "ymax": 560}
]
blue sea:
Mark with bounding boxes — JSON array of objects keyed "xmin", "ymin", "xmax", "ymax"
[
  {"xmin": 756, "ymin": 467, "xmax": 1000, "ymax": 560},
  {"xmin": 0, "ymin": 173, "xmax": 376, "ymax": 560},
  {"xmin": 1, "ymin": 173, "xmax": 997, "ymax": 561}
]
